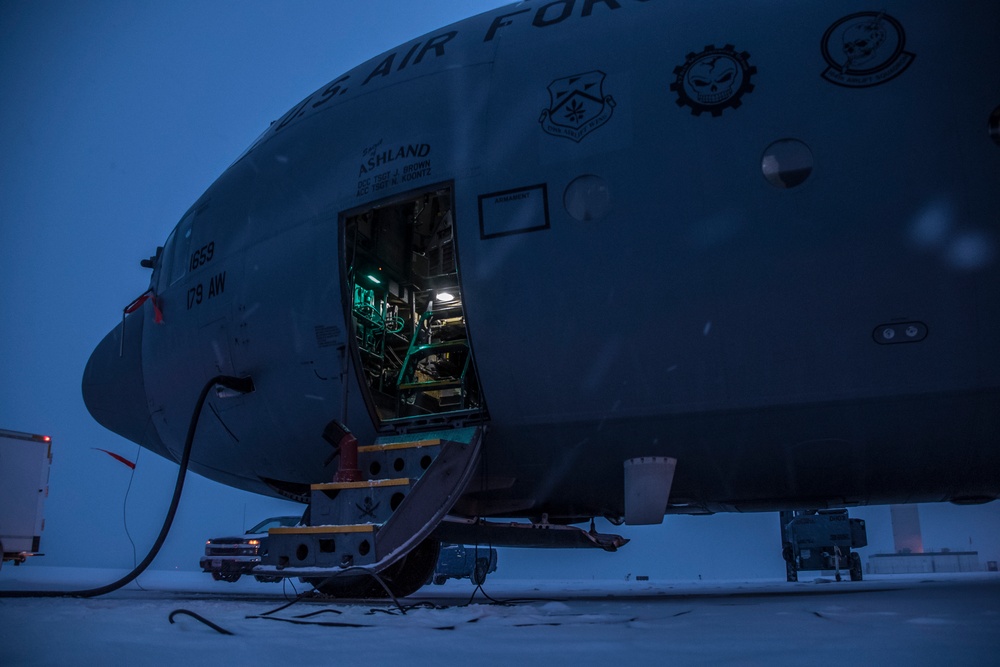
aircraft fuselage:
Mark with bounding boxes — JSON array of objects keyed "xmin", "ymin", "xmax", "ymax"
[{"xmin": 83, "ymin": 1, "xmax": 1000, "ymax": 521}]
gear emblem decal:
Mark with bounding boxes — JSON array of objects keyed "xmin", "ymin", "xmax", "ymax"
[{"xmin": 670, "ymin": 44, "xmax": 756, "ymax": 117}]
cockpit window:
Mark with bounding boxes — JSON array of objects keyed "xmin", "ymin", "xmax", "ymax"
[
  {"xmin": 156, "ymin": 229, "xmax": 177, "ymax": 293},
  {"xmin": 156, "ymin": 210, "xmax": 196, "ymax": 292},
  {"xmin": 169, "ymin": 211, "xmax": 195, "ymax": 286}
]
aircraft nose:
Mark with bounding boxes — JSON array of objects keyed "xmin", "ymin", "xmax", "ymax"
[{"xmin": 82, "ymin": 312, "xmax": 169, "ymax": 457}]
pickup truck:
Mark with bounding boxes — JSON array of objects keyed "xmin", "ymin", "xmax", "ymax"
[
  {"xmin": 200, "ymin": 516, "xmax": 300, "ymax": 582},
  {"xmin": 430, "ymin": 544, "xmax": 498, "ymax": 585}
]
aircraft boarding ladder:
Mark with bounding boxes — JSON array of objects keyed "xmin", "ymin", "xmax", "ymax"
[
  {"xmin": 396, "ymin": 305, "xmax": 475, "ymax": 415},
  {"xmin": 258, "ymin": 425, "xmax": 482, "ymax": 594}
]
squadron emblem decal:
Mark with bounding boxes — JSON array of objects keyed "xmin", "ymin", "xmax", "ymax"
[
  {"xmin": 539, "ymin": 70, "xmax": 616, "ymax": 142},
  {"xmin": 820, "ymin": 12, "xmax": 914, "ymax": 88},
  {"xmin": 670, "ymin": 44, "xmax": 756, "ymax": 117}
]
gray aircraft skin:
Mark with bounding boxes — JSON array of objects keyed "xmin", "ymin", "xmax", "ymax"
[{"xmin": 84, "ymin": 1, "xmax": 998, "ymax": 534}]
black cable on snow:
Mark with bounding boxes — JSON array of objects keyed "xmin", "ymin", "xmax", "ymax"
[
  {"xmin": 0, "ymin": 375, "xmax": 253, "ymax": 599},
  {"xmin": 168, "ymin": 609, "xmax": 235, "ymax": 635}
]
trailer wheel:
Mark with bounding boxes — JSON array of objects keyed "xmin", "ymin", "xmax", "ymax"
[
  {"xmin": 785, "ymin": 560, "xmax": 797, "ymax": 582},
  {"xmin": 849, "ymin": 552, "xmax": 863, "ymax": 581},
  {"xmin": 472, "ymin": 557, "xmax": 490, "ymax": 586}
]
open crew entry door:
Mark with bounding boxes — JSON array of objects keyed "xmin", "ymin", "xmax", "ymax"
[{"xmin": 342, "ymin": 185, "xmax": 485, "ymax": 426}]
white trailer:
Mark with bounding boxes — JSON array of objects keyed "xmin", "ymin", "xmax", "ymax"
[{"xmin": 0, "ymin": 429, "xmax": 52, "ymax": 568}]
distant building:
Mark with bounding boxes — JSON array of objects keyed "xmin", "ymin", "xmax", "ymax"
[
  {"xmin": 868, "ymin": 550, "xmax": 980, "ymax": 574},
  {"xmin": 889, "ymin": 504, "xmax": 923, "ymax": 554}
]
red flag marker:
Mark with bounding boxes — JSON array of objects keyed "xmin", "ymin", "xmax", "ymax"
[{"xmin": 93, "ymin": 448, "xmax": 136, "ymax": 470}]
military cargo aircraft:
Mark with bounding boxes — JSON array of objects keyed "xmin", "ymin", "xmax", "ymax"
[{"xmin": 82, "ymin": 1, "xmax": 999, "ymax": 596}]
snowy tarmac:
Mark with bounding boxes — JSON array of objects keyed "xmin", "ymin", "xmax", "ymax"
[{"xmin": 2, "ymin": 568, "xmax": 998, "ymax": 665}]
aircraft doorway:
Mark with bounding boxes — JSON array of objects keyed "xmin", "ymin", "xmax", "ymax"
[{"xmin": 342, "ymin": 185, "xmax": 484, "ymax": 425}]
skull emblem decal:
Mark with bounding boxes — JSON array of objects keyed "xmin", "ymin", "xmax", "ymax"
[
  {"xmin": 671, "ymin": 45, "xmax": 755, "ymax": 117},
  {"xmin": 687, "ymin": 56, "xmax": 738, "ymax": 104},
  {"xmin": 821, "ymin": 12, "xmax": 915, "ymax": 88},
  {"xmin": 841, "ymin": 21, "xmax": 887, "ymax": 69}
]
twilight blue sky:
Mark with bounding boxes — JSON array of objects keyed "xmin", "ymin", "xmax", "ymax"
[{"xmin": 1, "ymin": 1, "xmax": 997, "ymax": 580}]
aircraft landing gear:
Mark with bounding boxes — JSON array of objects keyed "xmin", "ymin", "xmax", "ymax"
[
  {"xmin": 849, "ymin": 551, "xmax": 863, "ymax": 582},
  {"xmin": 305, "ymin": 538, "xmax": 441, "ymax": 598},
  {"xmin": 783, "ymin": 545, "xmax": 798, "ymax": 582}
]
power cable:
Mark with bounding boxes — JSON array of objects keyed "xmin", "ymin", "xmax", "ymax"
[
  {"xmin": 0, "ymin": 375, "xmax": 253, "ymax": 599},
  {"xmin": 168, "ymin": 609, "xmax": 234, "ymax": 635}
]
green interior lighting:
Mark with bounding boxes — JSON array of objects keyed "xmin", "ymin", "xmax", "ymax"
[{"xmin": 366, "ymin": 274, "xmax": 382, "ymax": 284}]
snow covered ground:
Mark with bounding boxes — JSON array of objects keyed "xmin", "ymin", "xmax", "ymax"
[{"xmin": 2, "ymin": 568, "xmax": 998, "ymax": 665}]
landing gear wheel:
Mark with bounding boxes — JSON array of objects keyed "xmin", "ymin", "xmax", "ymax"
[
  {"xmin": 212, "ymin": 572, "xmax": 241, "ymax": 582},
  {"xmin": 782, "ymin": 546, "xmax": 797, "ymax": 582},
  {"xmin": 849, "ymin": 552, "xmax": 863, "ymax": 581},
  {"xmin": 306, "ymin": 538, "xmax": 441, "ymax": 599}
]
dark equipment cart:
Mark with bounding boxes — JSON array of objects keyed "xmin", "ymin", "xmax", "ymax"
[{"xmin": 780, "ymin": 509, "xmax": 867, "ymax": 582}]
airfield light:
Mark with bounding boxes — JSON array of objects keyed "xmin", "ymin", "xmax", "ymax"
[{"xmin": 436, "ymin": 291, "xmax": 455, "ymax": 303}]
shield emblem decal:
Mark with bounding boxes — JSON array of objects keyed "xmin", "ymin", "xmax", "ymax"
[{"xmin": 539, "ymin": 70, "xmax": 615, "ymax": 142}]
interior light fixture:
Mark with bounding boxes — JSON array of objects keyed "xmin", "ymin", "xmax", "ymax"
[
  {"xmin": 436, "ymin": 291, "xmax": 455, "ymax": 302},
  {"xmin": 366, "ymin": 274, "xmax": 382, "ymax": 284}
]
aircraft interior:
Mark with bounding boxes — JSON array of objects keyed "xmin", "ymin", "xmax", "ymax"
[{"xmin": 343, "ymin": 186, "xmax": 482, "ymax": 423}]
